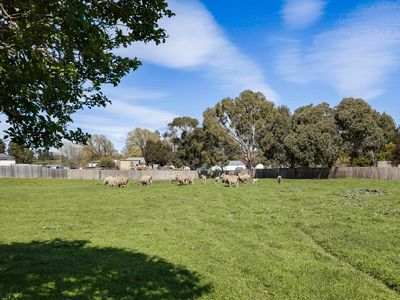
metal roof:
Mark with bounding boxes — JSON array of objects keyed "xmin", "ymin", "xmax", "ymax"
[
  {"xmin": 0, "ymin": 153, "xmax": 15, "ymax": 160},
  {"xmin": 227, "ymin": 160, "xmax": 245, "ymax": 166}
]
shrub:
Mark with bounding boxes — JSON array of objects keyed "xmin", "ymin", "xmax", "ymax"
[{"xmin": 99, "ymin": 157, "xmax": 115, "ymax": 169}]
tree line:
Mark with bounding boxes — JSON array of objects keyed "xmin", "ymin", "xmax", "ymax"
[
  {"xmin": 126, "ymin": 91, "xmax": 400, "ymax": 169},
  {"xmin": 1, "ymin": 90, "xmax": 399, "ymax": 169}
]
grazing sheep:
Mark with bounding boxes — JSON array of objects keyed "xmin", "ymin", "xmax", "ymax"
[
  {"xmin": 214, "ymin": 176, "xmax": 222, "ymax": 183},
  {"xmin": 176, "ymin": 175, "xmax": 187, "ymax": 186},
  {"xmin": 200, "ymin": 175, "xmax": 207, "ymax": 184},
  {"xmin": 238, "ymin": 173, "xmax": 251, "ymax": 184},
  {"xmin": 176, "ymin": 175, "xmax": 194, "ymax": 186},
  {"xmin": 139, "ymin": 175, "xmax": 153, "ymax": 186},
  {"xmin": 222, "ymin": 175, "xmax": 239, "ymax": 187},
  {"xmin": 112, "ymin": 176, "xmax": 129, "ymax": 188},
  {"xmin": 169, "ymin": 174, "xmax": 178, "ymax": 183},
  {"xmin": 103, "ymin": 176, "xmax": 114, "ymax": 185},
  {"xmin": 219, "ymin": 174, "xmax": 227, "ymax": 184},
  {"xmin": 185, "ymin": 176, "xmax": 194, "ymax": 185},
  {"xmin": 277, "ymin": 176, "xmax": 282, "ymax": 184},
  {"xmin": 107, "ymin": 177, "xmax": 117, "ymax": 187},
  {"xmin": 252, "ymin": 178, "xmax": 258, "ymax": 184}
]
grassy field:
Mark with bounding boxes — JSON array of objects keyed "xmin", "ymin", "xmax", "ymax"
[{"xmin": 0, "ymin": 178, "xmax": 399, "ymax": 299}]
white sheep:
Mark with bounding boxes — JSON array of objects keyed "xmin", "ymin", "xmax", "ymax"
[
  {"xmin": 225, "ymin": 175, "xmax": 239, "ymax": 187},
  {"xmin": 103, "ymin": 176, "xmax": 114, "ymax": 185},
  {"xmin": 200, "ymin": 175, "xmax": 207, "ymax": 184},
  {"xmin": 112, "ymin": 176, "xmax": 129, "ymax": 188},
  {"xmin": 139, "ymin": 175, "xmax": 153, "ymax": 186},
  {"xmin": 238, "ymin": 173, "xmax": 251, "ymax": 183},
  {"xmin": 169, "ymin": 174, "xmax": 178, "ymax": 183}
]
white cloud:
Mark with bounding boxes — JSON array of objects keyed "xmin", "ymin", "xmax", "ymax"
[
  {"xmin": 73, "ymin": 87, "xmax": 176, "ymax": 151},
  {"xmin": 282, "ymin": 0, "xmax": 326, "ymax": 30},
  {"xmin": 116, "ymin": 0, "xmax": 278, "ymax": 100},
  {"xmin": 276, "ymin": 1, "xmax": 400, "ymax": 99}
]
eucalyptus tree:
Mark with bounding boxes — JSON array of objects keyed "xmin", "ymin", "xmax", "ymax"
[
  {"xmin": 335, "ymin": 98, "xmax": 395, "ymax": 166},
  {"xmin": 284, "ymin": 103, "xmax": 342, "ymax": 168},
  {"xmin": 204, "ymin": 90, "xmax": 275, "ymax": 168}
]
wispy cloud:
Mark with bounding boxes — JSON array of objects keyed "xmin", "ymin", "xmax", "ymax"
[
  {"xmin": 281, "ymin": 0, "xmax": 326, "ymax": 30},
  {"xmin": 116, "ymin": 0, "xmax": 278, "ymax": 100},
  {"xmin": 101, "ymin": 85, "xmax": 169, "ymax": 103},
  {"xmin": 276, "ymin": 1, "xmax": 400, "ymax": 99},
  {"xmin": 73, "ymin": 86, "xmax": 176, "ymax": 151}
]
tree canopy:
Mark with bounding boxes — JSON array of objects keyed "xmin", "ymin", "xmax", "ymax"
[
  {"xmin": 85, "ymin": 135, "xmax": 116, "ymax": 159},
  {"xmin": 8, "ymin": 142, "xmax": 34, "ymax": 164},
  {"xmin": 204, "ymin": 90, "xmax": 275, "ymax": 168},
  {"xmin": 144, "ymin": 139, "xmax": 172, "ymax": 166},
  {"xmin": 0, "ymin": 0, "xmax": 173, "ymax": 149},
  {"xmin": 335, "ymin": 98, "xmax": 395, "ymax": 166},
  {"xmin": 0, "ymin": 139, "xmax": 5, "ymax": 153},
  {"xmin": 166, "ymin": 117, "xmax": 199, "ymax": 151},
  {"xmin": 123, "ymin": 128, "xmax": 160, "ymax": 157},
  {"xmin": 284, "ymin": 103, "xmax": 342, "ymax": 168}
]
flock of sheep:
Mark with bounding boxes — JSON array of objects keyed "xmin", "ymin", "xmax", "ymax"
[
  {"xmin": 103, "ymin": 175, "xmax": 152, "ymax": 188},
  {"xmin": 103, "ymin": 174, "xmax": 283, "ymax": 188}
]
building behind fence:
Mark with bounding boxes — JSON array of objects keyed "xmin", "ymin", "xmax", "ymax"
[{"xmin": 0, "ymin": 165, "xmax": 400, "ymax": 181}]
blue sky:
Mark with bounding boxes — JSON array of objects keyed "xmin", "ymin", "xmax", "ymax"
[{"xmin": 3, "ymin": 0, "xmax": 399, "ymax": 151}]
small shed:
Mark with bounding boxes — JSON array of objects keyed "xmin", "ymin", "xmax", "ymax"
[
  {"xmin": 0, "ymin": 153, "xmax": 16, "ymax": 166},
  {"xmin": 117, "ymin": 157, "xmax": 146, "ymax": 170}
]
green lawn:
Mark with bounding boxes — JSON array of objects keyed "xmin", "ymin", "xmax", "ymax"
[{"xmin": 0, "ymin": 178, "xmax": 399, "ymax": 299}]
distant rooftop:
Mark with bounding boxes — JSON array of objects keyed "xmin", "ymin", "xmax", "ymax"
[
  {"xmin": 123, "ymin": 157, "xmax": 145, "ymax": 161},
  {"xmin": 0, "ymin": 153, "xmax": 15, "ymax": 160},
  {"xmin": 227, "ymin": 160, "xmax": 245, "ymax": 166}
]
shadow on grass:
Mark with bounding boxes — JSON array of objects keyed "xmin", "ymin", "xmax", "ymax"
[{"xmin": 0, "ymin": 239, "xmax": 211, "ymax": 299}]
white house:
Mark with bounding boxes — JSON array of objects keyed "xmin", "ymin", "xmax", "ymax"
[
  {"xmin": 0, "ymin": 153, "xmax": 16, "ymax": 166},
  {"xmin": 223, "ymin": 160, "xmax": 246, "ymax": 171}
]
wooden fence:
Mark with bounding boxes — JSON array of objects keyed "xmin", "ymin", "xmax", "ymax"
[
  {"xmin": 0, "ymin": 165, "xmax": 399, "ymax": 181},
  {"xmin": 328, "ymin": 167, "xmax": 400, "ymax": 181},
  {"xmin": 252, "ymin": 168, "xmax": 331, "ymax": 179},
  {"xmin": 0, "ymin": 165, "xmax": 197, "ymax": 181},
  {"xmin": 250, "ymin": 167, "xmax": 400, "ymax": 181}
]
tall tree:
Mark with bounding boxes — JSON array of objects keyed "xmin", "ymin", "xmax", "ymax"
[
  {"xmin": 0, "ymin": 1, "xmax": 173, "ymax": 148},
  {"xmin": 335, "ymin": 98, "xmax": 388, "ymax": 166},
  {"xmin": 36, "ymin": 149, "xmax": 55, "ymax": 161},
  {"xmin": 8, "ymin": 142, "xmax": 34, "ymax": 164},
  {"xmin": 392, "ymin": 142, "xmax": 400, "ymax": 166},
  {"xmin": 176, "ymin": 127, "xmax": 240, "ymax": 169},
  {"xmin": 284, "ymin": 103, "xmax": 342, "ymax": 167},
  {"xmin": 144, "ymin": 140, "xmax": 172, "ymax": 166},
  {"xmin": 59, "ymin": 142, "xmax": 82, "ymax": 166},
  {"xmin": 204, "ymin": 90, "xmax": 275, "ymax": 168},
  {"xmin": 86, "ymin": 135, "xmax": 116, "ymax": 159},
  {"xmin": 123, "ymin": 128, "xmax": 160, "ymax": 157},
  {"xmin": 166, "ymin": 117, "xmax": 199, "ymax": 151},
  {"xmin": 376, "ymin": 112, "xmax": 397, "ymax": 143},
  {"xmin": 0, "ymin": 139, "xmax": 6, "ymax": 153},
  {"xmin": 259, "ymin": 106, "xmax": 292, "ymax": 167}
]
